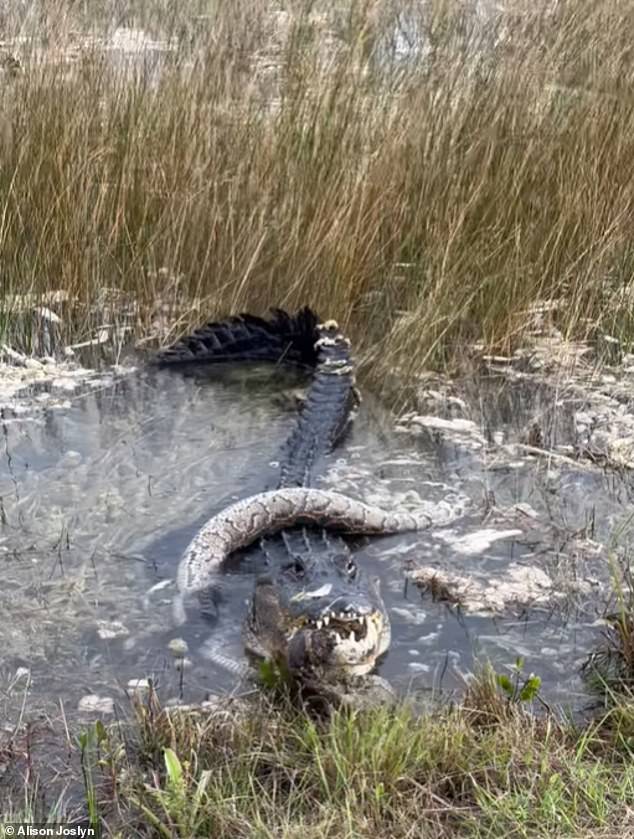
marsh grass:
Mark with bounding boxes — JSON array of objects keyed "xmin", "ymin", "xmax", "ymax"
[
  {"xmin": 61, "ymin": 680, "xmax": 634, "ymax": 838},
  {"xmin": 583, "ymin": 554, "xmax": 634, "ymax": 694},
  {"xmin": 3, "ymin": 673, "xmax": 634, "ymax": 837},
  {"xmin": 0, "ymin": 0, "xmax": 634, "ymax": 376}
]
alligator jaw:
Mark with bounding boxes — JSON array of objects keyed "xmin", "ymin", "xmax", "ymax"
[
  {"xmin": 283, "ymin": 607, "xmax": 389, "ymax": 677},
  {"xmin": 285, "ymin": 614, "xmax": 385, "ymax": 677},
  {"xmin": 244, "ymin": 570, "xmax": 390, "ymax": 680},
  {"xmin": 303, "ymin": 611, "xmax": 376, "ymax": 645}
]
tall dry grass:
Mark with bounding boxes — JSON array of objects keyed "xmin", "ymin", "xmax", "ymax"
[{"xmin": 1, "ymin": 0, "xmax": 634, "ymax": 377}]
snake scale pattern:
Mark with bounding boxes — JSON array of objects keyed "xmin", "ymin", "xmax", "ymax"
[{"xmin": 177, "ymin": 487, "xmax": 433, "ymax": 595}]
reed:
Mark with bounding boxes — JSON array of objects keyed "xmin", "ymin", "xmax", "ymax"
[
  {"xmin": 5, "ymin": 6, "xmax": 634, "ymax": 834},
  {"xmin": 1, "ymin": 0, "xmax": 634, "ymax": 377}
]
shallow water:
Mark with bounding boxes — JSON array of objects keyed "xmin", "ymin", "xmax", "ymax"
[{"xmin": 1, "ymin": 360, "xmax": 631, "ymax": 719}]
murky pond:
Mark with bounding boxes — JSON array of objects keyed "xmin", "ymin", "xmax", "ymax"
[{"xmin": 1, "ymin": 356, "xmax": 631, "ymax": 720}]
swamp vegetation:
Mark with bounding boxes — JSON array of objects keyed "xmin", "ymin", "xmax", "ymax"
[
  {"xmin": 3, "ymin": 0, "xmax": 634, "ymax": 836},
  {"xmin": 2, "ymin": 0, "xmax": 634, "ymax": 371}
]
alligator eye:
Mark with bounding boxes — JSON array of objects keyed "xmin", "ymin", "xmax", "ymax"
[{"xmin": 346, "ymin": 559, "xmax": 357, "ymax": 578}]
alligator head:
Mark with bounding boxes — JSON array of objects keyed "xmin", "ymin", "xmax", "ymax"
[{"xmin": 243, "ymin": 540, "xmax": 390, "ymax": 679}]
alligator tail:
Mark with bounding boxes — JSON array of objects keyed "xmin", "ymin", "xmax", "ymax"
[
  {"xmin": 155, "ymin": 305, "xmax": 357, "ymax": 488},
  {"xmin": 155, "ymin": 307, "xmax": 320, "ymax": 367},
  {"xmin": 278, "ymin": 319, "xmax": 359, "ymax": 488}
]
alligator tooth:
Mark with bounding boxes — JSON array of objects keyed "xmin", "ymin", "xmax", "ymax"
[
  {"xmin": 316, "ymin": 620, "xmax": 323, "ymax": 630},
  {"xmin": 323, "ymin": 615, "xmax": 330, "ymax": 626},
  {"xmin": 349, "ymin": 630, "xmax": 355, "ymax": 642}
]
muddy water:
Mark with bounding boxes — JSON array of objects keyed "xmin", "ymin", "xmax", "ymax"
[{"xmin": 0, "ymin": 362, "xmax": 628, "ymax": 720}]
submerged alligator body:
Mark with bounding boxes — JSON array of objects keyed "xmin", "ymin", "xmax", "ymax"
[{"xmin": 158, "ymin": 309, "xmax": 430, "ymax": 680}]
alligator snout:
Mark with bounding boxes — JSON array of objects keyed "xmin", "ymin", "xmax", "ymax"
[
  {"xmin": 284, "ymin": 602, "xmax": 390, "ymax": 677},
  {"xmin": 244, "ymin": 567, "xmax": 391, "ymax": 678}
]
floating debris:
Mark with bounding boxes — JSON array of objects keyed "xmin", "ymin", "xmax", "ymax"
[
  {"xmin": 437, "ymin": 528, "xmax": 523, "ymax": 556},
  {"xmin": 0, "ymin": 355, "xmax": 135, "ymax": 412},
  {"xmin": 168, "ymin": 638, "xmax": 189, "ymax": 658},
  {"xmin": 78, "ymin": 694, "xmax": 114, "ymax": 715},
  {"xmin": 126, "ymin": 679, "xmax": 151, "ymax": 697},
  {"xmin": 413, "ymin": 563, "xmax": 562, "ymax": 614},
  {"xmin": 96, "ymin": 620, "xmax": 129, "ymax": 640},
  {"xmin": 396, "ymin": 413, "xmax": 486, "ymax": 449}
]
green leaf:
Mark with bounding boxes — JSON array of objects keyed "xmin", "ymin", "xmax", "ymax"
[
  {"xmin": 514, "ymin": 656, "xmax": 525, "ymax": 672},
  {"xmin": 496, "ymin": 673, "xmax": 514, "ymax": 696},
  {"xmin": 94, "ymin": 719, "xmax": 107, "ymax": 744},
  {"xmin": 164, "ymin": 748, "xmax": 183, "ymax": 788},
  {"xmin": 374, "ymin": 781, "xmax": 386, "ymax": 803},
  {"xmin": 519, "ymin": 675, "xmax": 542, "ymax": 702}
]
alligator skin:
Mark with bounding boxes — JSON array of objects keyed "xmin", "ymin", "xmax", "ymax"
[
  {"xmin": 277, "ymin": 321, "xmax": 359, "ymax": 487},
  {"xmin": 156, "ymin": 310, "xmax": 356, "ymax": 488},
  {"xmin": 155, "ymin": 307, "xmax": 320, "ymax": 367},
  {"xmin": 161, "ymin": 308, "xmax": 429, "ymax": 681}
]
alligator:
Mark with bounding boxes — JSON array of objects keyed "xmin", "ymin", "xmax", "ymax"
[{"xmin": 157, "ymin": 308, "xmax": 432, "ymax": 684}]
